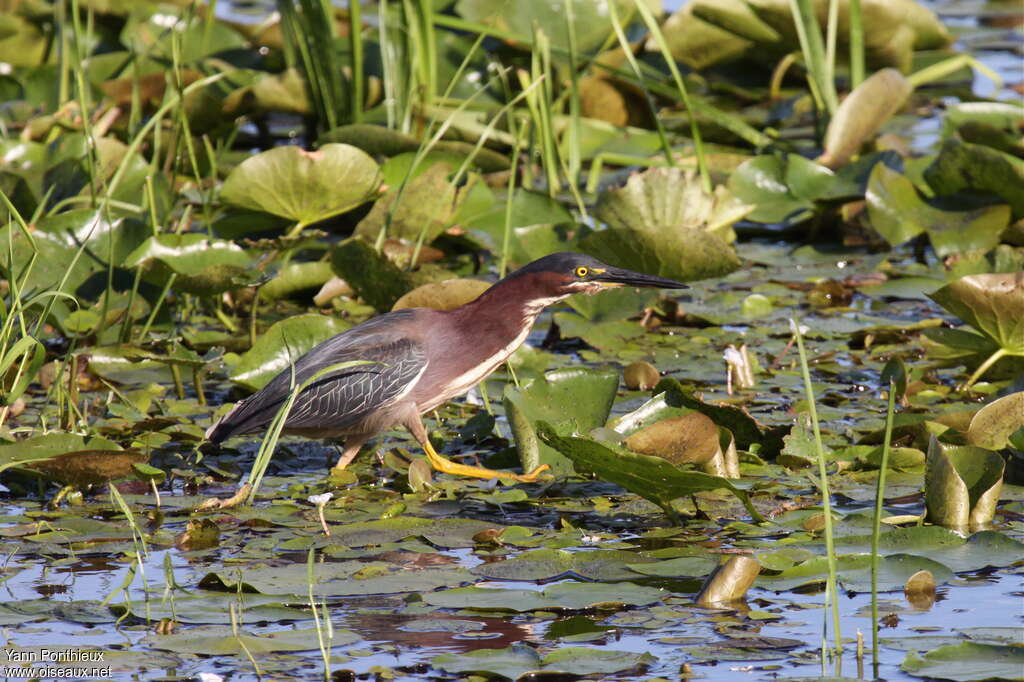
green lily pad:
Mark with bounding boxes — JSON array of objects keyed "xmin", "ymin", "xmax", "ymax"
[
  {"xmin": 866, "ymin": 164, "xmax": 1010, "ymax": 256},
  {"xmin": 354, "ymin": 162, "xmax": 476, "ymax": 245},
  {"xmin": 966, "ymin": 391, "xmax": 1024, "ymax": 450},
  {"xmin": 260, "ymin": 261, "xmax": 335, "ymax": 301},
  {"xmin": 455, "ymin": 0, "xmax": 633, "ymax": 54},
  {"xmin": 757, "ymin": 553, "xmax": 954, "ymax": 593},
  {"xmin": 200, "ymin": 563, "xmax": 471, "ymax": 597},
  {"xmin": 0, "ymin": 433, "xmax": 122, "ymax": 475},
  {"xmin": 901, "ymin": 642, "xmax": 1024, "ymax": 682},
  {"xmin": 924, "ymin": 138, "xmax": 1024, "ymax": 219},
  {"xmin": 470, "ymin": 548, "xmax": 657, "ymax": 582},
  {"xmin": 423, "ymin": 581, "xmax": 667, "ymax": 612},
  {"xmin": 594, "ymin": 167, "xmax": 751, "ymax": 245},
  {"xmin": 828, "ymin": 527, "xmax": 1024, "ymax": 573},
  {"xmin": 431, "ymin": 643, "xmax": 541, "ymax": 679},
  {"xmin": 229, "ymin": 313, "xmax": 351, "ymax": 391},
  {"xmin": 503, "ymin": 368, "xmax": 619, "ymax": 475},
  {"xmin": 220, "ymin": 144, "xmax": 382, "ymax": 226},
  {"xmin": 581, "ymin": 225, "xmax": 740, "ymax": 284},
  {"xmin": 537, "ymin": 422, "xmax": 763, "ymax": 524},
  {"xmin": 728, "ymin": 154, "xmax": 835, "ymax": 225},
  {"xmin": 143, "ymin": 625, "xmax": 359, "ymax": 655},
  {"xmin": 391, "ymin": 278, "xmax": 490, "ymax": 311},
  {"xmin": 925, "ymin": 437, "xmax": 1004, "ymax": 532},
  {"xmin": 125, "ymin": 233, "xmax": 258, "ymax": 295}
]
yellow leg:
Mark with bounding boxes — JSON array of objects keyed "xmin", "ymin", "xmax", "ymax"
[{"xmin": 422, "ymin": 439, "xmax": 550, "ymax": 482}]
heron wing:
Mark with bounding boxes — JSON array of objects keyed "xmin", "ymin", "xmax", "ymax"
[{"xmin": 207, "ymin": 311, "xmax": 427, "ymax": 441}]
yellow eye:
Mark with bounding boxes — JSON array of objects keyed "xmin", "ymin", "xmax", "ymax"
[{"xmin": 575, "ymin": 266, "xmax": 589, "ymax": 278}]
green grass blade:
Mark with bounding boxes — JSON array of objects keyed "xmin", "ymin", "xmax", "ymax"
[{"xmin": 871, "ymin": 379, "xmax": 897, "ymax": 670}]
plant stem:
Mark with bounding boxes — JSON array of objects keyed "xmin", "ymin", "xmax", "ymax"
[
  {"xmin": 793, "ymin": 318, "xmax": 842, "ymax": 659},
  {"xmin": 848, "ymin": 0, "xmax": 864, "ymax": 87},
  {"xmin": 964, "ymin": 347, "xmax": 1009, "ymax": 388},
  {"xmin": 871, "ymin": 378, "xmax": 896, "ymax": 673}
]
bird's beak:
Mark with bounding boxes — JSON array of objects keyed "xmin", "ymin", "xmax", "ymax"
[{"xmin": 592, "ymin": 266, "xmax": 689, "ymax": 290}]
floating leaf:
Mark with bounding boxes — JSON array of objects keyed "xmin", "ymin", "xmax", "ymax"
[
  {"xmin": 229, "ymin": 313, "xmax": 351, "ymax": 391},
  {"xmin": 925, "ymin": 436, "xmax": 1004, "ymax": 532},
  {"xmin": 758, "ymin": 553, "xmax": 953, "ymax": 593},
  {"xmin": 220, "ymin": 144, "xmax": 382, "ymax": 226},
  {"xmin": 260, "ymin": 261, "xmax": 335, "ymax": 301},
  {"xmin": 470, "ymin": 548, "xmax": 657, "ymax": 582},
  {"xmin": 503, "ymin": 368, "xmax": 619, "ymax": 475},
  {"xmin": 901, "ymin": 642, "xmax": 1024, "ymax": 682},
  {"xmin": 125, "ymin": 233, "xmax": 258, "ymax": 296},
  {"xmin": 26, "ymin": 450, "xmax": 148, "ymax": 488},
  {"xmin": 728, "ymin": 154, "xmax": 835, "ymax": 224},
  {"xmin": 537, "ymin": 422, "xmax": 763, "ymax": 523},
  {"xmin": 623, "ymin": 412, "xmax": 721, "ymax": 466},
  {"xmin": 423, "ymin": 581, "xmax": 667, "ymax": 612}
]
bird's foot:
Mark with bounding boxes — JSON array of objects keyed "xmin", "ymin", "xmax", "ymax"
[{"xmin": 424, "ymin": 443, "xmax": 550, "ymax": 482}]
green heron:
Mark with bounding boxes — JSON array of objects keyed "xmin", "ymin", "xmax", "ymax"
[{"xmin": 205, "ymin": 253, "xmax": 687, "ymax": 482}]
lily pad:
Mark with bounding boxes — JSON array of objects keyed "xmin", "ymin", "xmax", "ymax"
[
  {"xmin": 537, "ymin": 423, "xmax": 763, "ymax": 523},
  {"xmin": 229, "ymin": 313, "xmax": 351, "ymax": 391},
  {"xmin": 594, "ymin": 167, "xmax": 751, "ymax": 244},
  {"xmin": 623, "ymin": 412, "xmax": 721, "ymax": 466},
  {"xmin": 901, "ymin": 642, "xmax": 1024, "ymax": 682},
  {"xmin": 966, "ymin": 391, "xmax": 1024, "ymax": 450},
  {"xmin": 865, "ymin": 164, "xmax": 1010, "ymax": 256},
  {"xmin": 125, "ymin": 233, "xmax": 258, "ymax": 296},
  {"xmin": 455, "ymin": 0, "xmax": 633, "ymax": 54},
  {"xmin": 220, "ymin": 144, "xmax": 382, "ymax": 227},
  {"xmin": 470, "ymin": 548, "xmax": 657, "ymax": 582},
  {"xmin": 695, "ymin": 555, "xmax": 761, "ymax": 605},
  {"xmin": 728, "ymin": 154, "xmax": 835, "ymax": 225},
  {"xmin": 143, "ymin": 625, "xmax": 359, "ymax": 655},
  {"xmin": 503, "ymin": 368, "xmax": 619, "ymax": 475},
  {"xmin": 423, "ymin": 581, "xmax": 667, "ymax": 612},
  {"xmin": 924, "ymin": 138, "xmax": 1024, "ymax": 218},
  {"xmin": 927, "ymin": 272, "xmax": 1024, "ymax": 385}
]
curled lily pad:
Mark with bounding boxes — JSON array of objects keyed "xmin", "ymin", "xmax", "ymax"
[
  {"xmin": 925, "ymin": 436, "xmax": 1004, "ymax": 532},
  {"xmin": 260, "ymin": 261, "xmax": 335, "ymax": 301},
  {"xmin": 623, "ymin": 412, "xmax": 721, "ymax": 466},
  {"xmin": 819, "ymin": 68, "xmax": 913, "ymax": 168},
  {"xmin": 125, "ymin": 233, "xmax": 258, "ymax": 296},
  {"xmin": 623, "ymin": 361, "xmax": 660, "ymax": 390},
  {"xmin": 220, "ymin": 144, "xmax": 382, "ymax": 228},
  {"xmin": 229, "ymin": 313, "xmax": 351, "ymax": 391},
  {"xmin": 966, "ymin": 391, "xmax": 1024, "ymax": 450},
  {"xmin": 927, "ymin": 272, "xmax": 1024, "ymax": 386},
  {"xmin": 503, "ymin": 368, "xmax": 619, "ymax": 475},
  {"xmin": 537, "ymin": 422, "xmax": 764, "ymax": 524},
  {"xmin": 695, "ymin": 555, "xmax": 761, "ymax": 605}
]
